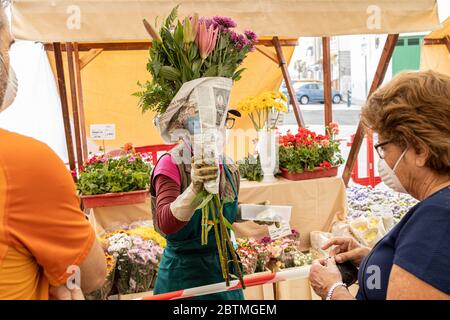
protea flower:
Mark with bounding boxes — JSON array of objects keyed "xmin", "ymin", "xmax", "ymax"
[{"xmin": 196, "ymin": 20, "xmax": 218, "ymax": 60}]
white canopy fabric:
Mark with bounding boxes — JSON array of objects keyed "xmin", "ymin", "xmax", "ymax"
[{"xmin": 12, "ymin": 0, "xmax": 440, "ymax": 42}]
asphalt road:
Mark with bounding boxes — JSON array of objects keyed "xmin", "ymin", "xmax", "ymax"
[{"xmin": 282, "ymin": 103, "xmax": 361, "ymax": 126}]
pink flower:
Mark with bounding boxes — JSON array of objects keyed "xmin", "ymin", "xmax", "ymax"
[
  {"xmin": 329, "ymin": 122, "xmax": 340, "ymax": 135},
  {"xmin": 320, "ymin": 139, "xmax": 330, "ymax": 147},
  {"xmin": 196, "ymin": 20, "xmax": 219, "ymax": 59},
  {"xmin": 128, "ymin": 156, "xmax": 136, "ymax": 162},
  {"xmin": 244, "ymin": 30, "xmax": 257, "ymax": 43}
]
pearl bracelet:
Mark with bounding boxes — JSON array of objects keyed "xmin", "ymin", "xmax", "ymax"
[{"xmin": 325, "ymin": 282, "xmax": 347, "ymax": 300}]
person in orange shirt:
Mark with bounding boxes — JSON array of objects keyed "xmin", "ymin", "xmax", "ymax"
[{"xmin": 0, "ymin": 6, "xmax": 106, "ymax": 299}]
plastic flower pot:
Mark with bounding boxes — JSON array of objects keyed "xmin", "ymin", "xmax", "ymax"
[
  {"xmin": 280, "ymin": 166, "xmax": 338, "ymax": 181},
  {"xmin": 81, "ymin": 190, "xmax": 148, "ymax": 209}
]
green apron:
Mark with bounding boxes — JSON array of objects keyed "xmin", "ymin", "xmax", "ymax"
[{"xmin": 153, "ymin": 161, "xmax": 245, "ymax": 300}]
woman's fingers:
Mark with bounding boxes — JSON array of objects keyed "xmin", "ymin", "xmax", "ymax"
[
  {"xmin": 334, "ymin": 249, "xmax": 360, "ymax": 263},
  {"xmin": 195, "ymin": 166, "xmax": 218, "ymax": 176},
  {"xmin": 321, "ymin": 237, "xmax": 351, "ymax": 250}
]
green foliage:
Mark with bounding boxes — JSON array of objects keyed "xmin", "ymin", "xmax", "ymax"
[
  {"xmin": 238, "ymin": 154, "xmax": 263, "ymax": 182},
  {"xmin": 77, "ymin": 155, "xmax": 152, "ymax": 195}
]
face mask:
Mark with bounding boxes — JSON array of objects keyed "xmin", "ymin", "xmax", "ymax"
[
  {"xmin": 185, "ymin": 115, "xmax": 201, "ymax": 135},
  {"xmin": 378, "ymin": 148, "xmax": 408, "ymax": 193},
  {"xmin": 1, "ymin": 65, "xmax": 18, "ymax": 111}
]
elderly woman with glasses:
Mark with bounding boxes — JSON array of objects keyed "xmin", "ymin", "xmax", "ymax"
[{"xmin": 309, "ymin": 70, "xmax": 450, "ymax": 300}]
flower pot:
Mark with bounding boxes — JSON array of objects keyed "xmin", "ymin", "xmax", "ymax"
[
  {"xmin": 257, "ymin": 130, "xmax": 279, "ymax": 183},
  {"xmin": 280, "ymin": 166, "xmax": 338, "ymax": 181},
  {"xmin": 81, "ymin": 190, "xmax": 148, "ymax": 209}
]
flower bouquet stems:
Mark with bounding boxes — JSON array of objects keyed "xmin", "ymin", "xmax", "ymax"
[{"xmin": 193, "ymin": 192, "xmax": 245, "ymax": 288}]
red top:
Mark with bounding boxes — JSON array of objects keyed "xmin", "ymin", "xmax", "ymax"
[{"xmin": 153, "ymin": 155, "xmax": 187, "ymax": 234}]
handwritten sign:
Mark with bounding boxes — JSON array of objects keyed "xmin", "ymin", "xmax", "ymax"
[
  {"xmin": 268, "ymin": 220, "xmax": 292, "ymax": 240},
  {"xmin": 90, "ymin": 124, "xmax": 116, "ymax": 140}
]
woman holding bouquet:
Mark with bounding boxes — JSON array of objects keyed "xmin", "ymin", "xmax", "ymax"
[{"xmin": 149, "ymin": 105, "xmax": 245, "ymax": 300}]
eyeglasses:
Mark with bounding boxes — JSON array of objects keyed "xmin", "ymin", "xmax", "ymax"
[
  {"xmin": 374, "ymin": 139, "xmax": 392, "ymax": 159},
  {"xmin": 225, "ymin": 117, "xmax": 236, "ymax": 130}
]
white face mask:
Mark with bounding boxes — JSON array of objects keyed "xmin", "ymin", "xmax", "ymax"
[
  {"xmin": 1, "ymin": 65, "xmax": 18, "ymax": 111},
  {"xmin": 378, "ymin": 148, "xmax": 408, "ymax": 193}
]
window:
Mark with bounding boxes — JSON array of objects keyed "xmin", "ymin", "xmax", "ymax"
[
  {"xmin": 408, "ymin": 38, "xmax": 420, "ymax": 46},
  {"xmin": 396, "ymin": 39, "xmax": 405, "ymax": 46}
]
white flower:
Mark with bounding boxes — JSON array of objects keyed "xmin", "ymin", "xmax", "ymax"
[{"xmin": 107, "ymin": 233, "xmax": 132, "ymax": 254}]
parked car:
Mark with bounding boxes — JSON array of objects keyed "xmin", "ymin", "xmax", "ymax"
[{"xmin": 295, "ymin": 82, "xmax": 342, "ymax": 105}]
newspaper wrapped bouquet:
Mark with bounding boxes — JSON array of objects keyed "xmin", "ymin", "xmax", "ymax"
[{"xmin": 135, "ymin": 6, "xmax": 257, "ymax": 288}]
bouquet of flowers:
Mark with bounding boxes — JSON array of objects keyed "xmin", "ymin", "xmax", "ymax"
[
  {"xmin": 279, "ymin": 123, "xmax": 344, "ymax": 173},
  {"xmin": 76, "ymin": 144, "xmax": 152, "ymax": 195},
  {"xmin": 135, "ymin": 6, "xmax": 257, "ymax": 114},
  {"xmin": 93, "ymin": 224, "xmax": 165, "ymax": 297},
  {"xmin": 237, "ymin": 230, "xmax": 312, "ymax": 275},
  {"xmin": 236, "ymin": 91, "xmax": 288, "ymax": 131}
]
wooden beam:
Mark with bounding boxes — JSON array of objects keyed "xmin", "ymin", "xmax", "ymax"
[
  {"xmin": 73, "ymin": 43, "xmax": 89, "ymax": 162},
  {"xmin": 255, "ymin": 46, "xmax": 279, "ymax": 65},
  {"xmin": 322, "ymin": 37, "xmax": 333, "ymax": 129},
  {"xmin": 43, "ymin": 39, "xmax": 298, "ymax": 52},
  {"xmin": 342, "ymin": 34, "xmax": 399, "ymax": 186},
  {"xmin": 53, "ymin": 42, "xmax": 77, "ymax": 177},
  {"xmin": 445, "ymin": 36, "xmax": 450, "ymax": 54},
  {"xmin": 273, "ymin": 36, "xmax": 305, "ymax": 128},
  {"xmin": 79, "ymin": 49, "xmax": 103, "ymax": 70},
  {"xmin": 423, "ymin": 38, "xmax": 446, "ymax": 45},
  {"xmin": 66, "ymin": 43, "xmax": 84, "ymax": 171}
]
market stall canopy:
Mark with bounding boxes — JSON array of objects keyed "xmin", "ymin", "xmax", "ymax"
[
  {"xmin": 12, "ymin": 0, "xmax": 439, "ymax": 42},
  {"xmin": 420, "ymin": 17, "xmax": 450, "ymax": 76}
]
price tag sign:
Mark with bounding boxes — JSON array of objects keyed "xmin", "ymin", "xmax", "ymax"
[
  {"xmin": 90, "ymin": 124, "xmax": 116, "ymax": 140},
  {"xmin": 268, "ymin": 220, "xmax": 292, "ymax": 240}
]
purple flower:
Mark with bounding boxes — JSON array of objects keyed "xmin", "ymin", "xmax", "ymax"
[
  {"xmin": 244, "ymin": 30, "xmax": 257, "ymax": 43},
  {"xmin": 128, "ymin": 156, "xmax": 136, "ymax": 162},
  {"xmin": 212, "ymin": 16, "xmax": 237, "ymax": 30},
  {"xmin": 229, "ymin": 31, "xmax": 240, "ymax": 44}
]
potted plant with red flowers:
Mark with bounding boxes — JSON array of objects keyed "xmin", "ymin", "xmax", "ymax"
[
  {"xmin": 278, "ymin": 123, "xmax": 344, "ymax": 181},
  {"xmin": 77, "ymin": 144, "xmax": 153, "ymax": 208}
]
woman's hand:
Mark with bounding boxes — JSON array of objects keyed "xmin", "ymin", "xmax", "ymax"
[
  {"xmin": 191, "ymin": 156, "xmax": 218, "ymax": 193},
  {"xmin": 309, "ymin": 257, "xmax": 343, "ymax": 299},
  {"xmin": 322, "ymin": 237, "xmax": 370, "ymax": 267},
  {"xmin": 49, "ymin": 285, "xmax": 85, "ymax": 300}
]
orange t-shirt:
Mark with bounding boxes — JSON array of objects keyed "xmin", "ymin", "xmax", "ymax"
[{"xmin": 0, "ymin": 129, "xmax": 95, "ymax": 299}]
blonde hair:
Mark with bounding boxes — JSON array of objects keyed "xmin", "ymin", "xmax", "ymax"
[{"xmin": 361, "ymin": 70, "xmax": 450, "ymax": 174}]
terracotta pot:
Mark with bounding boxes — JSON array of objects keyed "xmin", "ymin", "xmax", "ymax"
[
  {"xmin": 81, "ymin": 190, "xmax": 148, "ymax": 209},
  {"xmin": 280, "ymin": 166, "xmax": 338, "ymax": 181}
]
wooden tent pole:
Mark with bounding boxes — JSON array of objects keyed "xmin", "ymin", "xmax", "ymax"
[
  {"xmin": 322, "ymin": 36, "xmax": 333, "ymax": 130},
  {"xmin": 342, "ymin": 34, "xmax": 399, "ymax": 186},
  {"xmin": 53, "ymin": 42, "xmax": 76, "ymax": 176},
  {"xmin": 255, "ymin": 46, "xmax": 279, "ymax": 64},
  {"xmin": 73, "ymin": 42, "xmax": 89, "ymax": 162},
  {"xmin": 66, "ymin": 43, "xmax": 84, "ymax": 169},
  {"xmin": 273, "ymin": 36, "xmax": 305, "ymax": 128}
]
